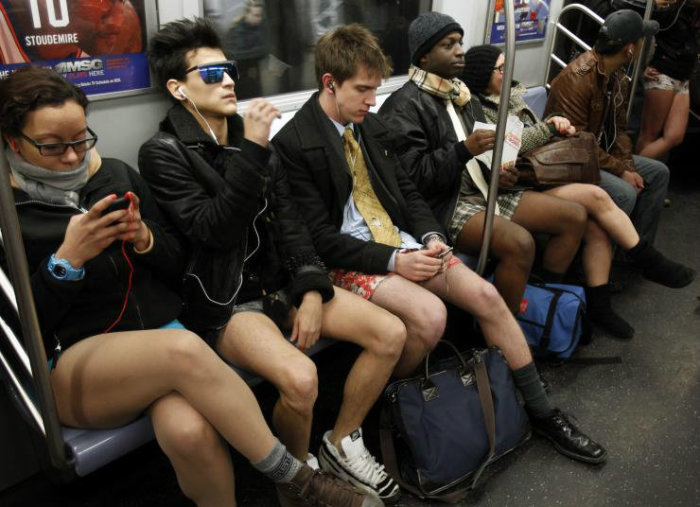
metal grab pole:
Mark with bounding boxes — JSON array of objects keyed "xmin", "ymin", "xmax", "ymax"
[
  {"xmin": 0, "ymin": 143, "xmax": 68, "ymax": 471},
  {"xmin": 476, "ymin": 0, "xmax": 516, "ymax": 276},
  {"xmin": 626, "ymin": 0, "xmax": 655, "ymax": 121}
]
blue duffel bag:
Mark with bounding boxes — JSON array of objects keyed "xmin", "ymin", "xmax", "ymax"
[
  {"xmin": 380, "ymin": 342, "xmax": 530, "ymax": 502},
  {"xmin": 516, "ymin": 282, "xmax": 586, "ymax": 360}
]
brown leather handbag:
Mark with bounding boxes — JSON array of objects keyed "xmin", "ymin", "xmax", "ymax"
[{"xmin": 516, "ymin": 131, "xmax": 600, "ymax": 188}]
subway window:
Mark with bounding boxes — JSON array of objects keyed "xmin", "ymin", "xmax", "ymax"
[{"xmin": 203, "ymin": 0, "xmax": 433, "ymax": 100}]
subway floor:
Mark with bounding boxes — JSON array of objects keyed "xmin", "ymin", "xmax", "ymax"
[{"xmin": 1, "ymin": 148, "xmax": 698, "ymax": 507}]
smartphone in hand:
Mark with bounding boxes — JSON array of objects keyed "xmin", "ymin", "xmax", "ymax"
[{"xmin": 102, "ymin": 196, "xmax": 131, "ymax": 216}]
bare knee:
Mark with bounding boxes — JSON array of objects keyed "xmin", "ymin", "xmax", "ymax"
[
  {"xmin": 410, "ymin": 299, "xmax": 447, "ymax": 350},
  {"xmin": 279, "ymin": 358, "xmax": 318, "ymax": 414},
  {"xmin": 666, "ymin": 131, "xmax": 685, "ymax": 148},
  {"xmin": 165, "ymin": 330, "xmax": 215, "ymax": 381},
  {"xmin": 367, "ymin": 315, "xmax": 407, "ymax": 361},
  {"xmin": 157, "ymin": 410, "xmax": 223, "ymax": 465},
  {"xmin": 497, "ymin": 228, "xmax": 536, "ymax": 269},
  {"xmin": 586, "ymin": 185, "xmax": 615, "ymax": 214},
  {"xmin": 471, "ymin": 278, "xmax": 510, "ymax": 319}
]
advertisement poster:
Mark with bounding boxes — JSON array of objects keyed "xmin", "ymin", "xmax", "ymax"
[
  {"xmin": 486, "ymin": 0, "xmax": 551, "ymax": 45},
  {"xmin": 0, "ymin": 0, "xmax": 151, "ymax": 96}
]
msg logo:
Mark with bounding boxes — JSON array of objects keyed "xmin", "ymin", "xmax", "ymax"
[{"xmin": 55, "ymin": 60, "xmax": 104, "ymax": 73}]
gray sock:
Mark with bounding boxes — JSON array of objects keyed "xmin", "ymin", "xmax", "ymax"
[
  {"xmin": 512, "ymin": 362, "xmax": 554, "ymax": 418},
  {"xmin": 252, "ymin": 439, "xmax": 303, "ymax": 484}
]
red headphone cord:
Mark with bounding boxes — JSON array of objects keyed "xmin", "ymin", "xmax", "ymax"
[
  {"xmin": 102, "ymin": 240, "xmax": 134, "ymax": 334},
  {"xmin": 102, "ymin": 194, "xmax": 136, "ymax": 334}
]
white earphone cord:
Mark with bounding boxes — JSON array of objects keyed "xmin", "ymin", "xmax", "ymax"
[{"xmin": 180, "ymin": 88, "xmax": 219, "ymax": 145}]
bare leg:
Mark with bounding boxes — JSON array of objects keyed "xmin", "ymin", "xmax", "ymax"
[
  {"xmin": 51, "ymin": 329, "xmax": 277, "ymax": 463},
  {"xmin": 423, "ymin": 265, "xmax": 607, "ymax": 463},
  {"xmin": 637, "ymin": 89, "xmax": 689, "ymax": 159},
  {"xmin": 457, "ymin": 212, "xmax": 535, "ymax": 313},
  {"xmin": 370, "ymin": 276, "xmax": 447, "ymax": 377},
  {"xmin": 540, "ymin": 184, "xmax": 635, "ymax": 335},
  {"xmin": 423, "ymin": 263, "xmax": 533, "ymax": 369},
  {"xmin": 580, "ymin": 220, "xmax": 613, "ymax": 287},
  {"xmin": 544, "ymin": 184, "xmax": 638, "ymax": 249},
  {"xmin": 150, "ymin": 393, "xmax": 236, "ymax": 507},
  {"xmin": 311, "ymin": 288, "xmax": 406, "ymax": 446},
  {"xmin": 218, "ymin": 314, "xmax": 317, "ymax": 460},
  {"xmin": 510, "ymin": 191, "xmax": 587, "ymax": 274}
]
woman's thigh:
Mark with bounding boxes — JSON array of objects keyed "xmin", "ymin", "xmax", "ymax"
[
  {"xmin": 641, "ymin": 88, "xmax": 677, "ymax": 134},
  {"xmin": 510, "ymin": 190, "xmax": 582, "ymax": 234},
  {"xmin": 664, "ymin": 92, "xmax": 690, "ymax": 141},
  {"xmin": 51, "ymin": 328, "xmax": 208, "ymax": 428},
  {"xmin": 457, "ymin": 212, "xmax": 527, "ymax": 254},
  {"xmin": 544, "ymin": 183, "xmax": 609, "ymax": 213}
]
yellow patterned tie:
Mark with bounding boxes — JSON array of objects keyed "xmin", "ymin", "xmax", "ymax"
[{"xmin": 343, "ymin": 127, "xmax": 403, "ymax": 247}]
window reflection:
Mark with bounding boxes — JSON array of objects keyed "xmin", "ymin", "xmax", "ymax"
[{"xmin": 203, "ymin": 0, "xmax": 432, "ymax": 100}]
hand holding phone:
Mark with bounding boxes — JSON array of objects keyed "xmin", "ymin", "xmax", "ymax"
[{"xmin": 101, "ymin": 196, "xmax": 131, "ymax": 216}]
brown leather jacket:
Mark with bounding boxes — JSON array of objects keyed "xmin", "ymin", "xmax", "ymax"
[{"xmin": 544, "ymin": 50, "xmax": 636, "ymax": 177}]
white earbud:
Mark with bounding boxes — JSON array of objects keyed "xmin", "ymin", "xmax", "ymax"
[{"xmin": 177, "ymin": 86, "xmax": 187, "ymax": 99}]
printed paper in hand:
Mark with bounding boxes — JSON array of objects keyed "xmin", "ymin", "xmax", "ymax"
[{"xmin": 473, "ymin": 115, "xmax": 524, "ymax": 172}]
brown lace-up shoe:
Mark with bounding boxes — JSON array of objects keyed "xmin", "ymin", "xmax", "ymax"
[{"xmin": 277, "ymin": 464, "xmax": 384, "ymax": 507}]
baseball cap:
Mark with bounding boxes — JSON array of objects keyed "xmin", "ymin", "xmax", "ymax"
[{"xmin": 598, "ymin": 9, "xmax": 659, "ymax": 48}]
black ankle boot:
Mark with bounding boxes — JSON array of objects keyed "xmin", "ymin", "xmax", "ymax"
[
  {"xmin": 627, "ymin": 240, "xmax": 696, "ymax": 288},
  {"xmin": 585, "ymin": 285, "xmax": 634, "ymax": 340}
]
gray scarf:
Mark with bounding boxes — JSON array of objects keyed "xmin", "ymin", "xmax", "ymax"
[{"xmin": 7, "ymin": 147, "xmax": 90, "ymax": 207}]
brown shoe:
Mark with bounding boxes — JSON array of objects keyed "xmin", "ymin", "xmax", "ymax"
[{"xmin": 276, "ymin": 464, "xmax": 384, "ymax": 507}]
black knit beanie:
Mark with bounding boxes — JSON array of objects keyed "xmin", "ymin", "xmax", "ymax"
[
  {"xmin": 408, "ymin": 12, "xmax": 463, "ymax": 65},
  {"xmin": 463, "ymin": 44, "xmax": 502, "ymax": 95}
]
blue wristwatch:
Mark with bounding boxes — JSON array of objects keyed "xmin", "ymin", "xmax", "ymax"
[{"xmin": 48, "ymin": 254, "xmax": 85, "ymax": 281}]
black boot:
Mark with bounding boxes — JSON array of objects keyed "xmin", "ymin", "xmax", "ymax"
[
  {"xmin": 530, "ymin": 409, "xmax": 608, "ymax": 464},
  {"xmin": 585, "ymin": 285, "xmax": 634, "ymax": 340},
  {"xmin": 627, "ymin": 240, "xmax": 696, "ymax": 288}
]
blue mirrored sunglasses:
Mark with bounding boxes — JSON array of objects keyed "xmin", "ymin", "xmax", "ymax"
[{"xmin": 185, "ymin": 61, "xmax": 239, "ymax": 84}]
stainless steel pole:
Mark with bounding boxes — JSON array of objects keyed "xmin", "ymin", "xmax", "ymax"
[
  {"xmin": 626, "ymin": 0, "xmax": 655, "ymax": 121},
  {"xmin": 476, "ymin": 0, "xmax": 516, "ymax": 276},
  {"xmin": 0, "ymin": 142, "xmax": 68, "ymax": 470}
]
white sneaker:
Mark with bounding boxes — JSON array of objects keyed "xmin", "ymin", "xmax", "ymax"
[
  {"xmin": 305, "ymin": 453, "xmax": 320, "ymax": 471},
  {"xmin": 318, "ymin": 429, "xmax": 400, "ymax": 503}
]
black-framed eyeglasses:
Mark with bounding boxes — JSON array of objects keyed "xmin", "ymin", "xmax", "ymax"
[
  {"xmin": 19, "ymin": 127, "xmax": 98, "ymax": 156},
  {"xmin": 493, "ymin": 63, "xmax": 505, "ymax": 73},
  {"xmin": 185, "ymin": 61, "xmax": 239, "ymax": 84}
]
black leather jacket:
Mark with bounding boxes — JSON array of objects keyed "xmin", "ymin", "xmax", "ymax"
[
  {"xmin": 379, "ymin": 81, "xmax": 484, "ymax": 230},
  {"xmin": 138, "ymin": 104, "xmax": 333, "ymax": 337},
  {"xmin": 1, "ymin": 158, "xmax": 184, "ymax": 355}
]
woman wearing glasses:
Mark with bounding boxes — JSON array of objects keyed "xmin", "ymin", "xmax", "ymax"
[
  {"xmin": 0, "ymin": 66, "xmax": 372, "ymax": 507},
  {"xmin": 462, "ymin": 44, "xmax": 694, "ymax": 339}
]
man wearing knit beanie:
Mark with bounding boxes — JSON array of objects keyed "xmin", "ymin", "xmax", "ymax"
[
  {"xmin": 379, "ymin": 12, "xmax": 607, "ymax": 466},
  {"xmin": 408, "ymin": 11, "xmax": 463, "ymax": 65}
]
